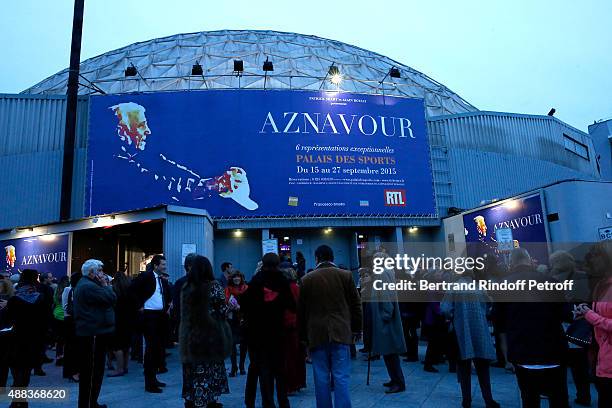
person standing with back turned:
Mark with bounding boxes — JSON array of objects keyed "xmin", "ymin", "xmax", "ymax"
[
  {"xmin": 73, "ymin": 260, "xmax": 116, "ymax": 408},
  {"xmin": 298, "ymin": 245, "xmax": 362, "ymax": 408}
]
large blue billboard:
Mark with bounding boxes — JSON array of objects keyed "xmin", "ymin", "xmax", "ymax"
[
  {"xmin": 86, "ymin": 90, "xmax": 435, "ymax": 218},
  {"xmin": 2, "ymin": 234, "xmax": 70, "ymax": 278},
  {"xmin": 463, "ymin": 194, "xmax": 548, "ymax": 264}
]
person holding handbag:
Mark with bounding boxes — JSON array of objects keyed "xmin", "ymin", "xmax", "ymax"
[
  {"xmin": 549, "ymin": 250, "xmax": 592, "ymax": 406},
  {"xmin": 225, "ymin": 271, "xmax": 248, "ymax": 377},
  {"xmin": 575, "ymin": 243, "xmax": 612, "ymax": 408}
]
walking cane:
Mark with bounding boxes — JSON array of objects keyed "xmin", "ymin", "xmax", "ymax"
[{"xmin": 366, "ymin": 351, "xmax": 371, "ymax": 386}]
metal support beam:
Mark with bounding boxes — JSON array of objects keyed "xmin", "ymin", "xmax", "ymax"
[
  {"xmin": 395, "ymin": 226, "xmax": 404, "ymax": 255},
  {"xmin": 59, "ymin": 0, "xmax": 85, "ymax": 221}
]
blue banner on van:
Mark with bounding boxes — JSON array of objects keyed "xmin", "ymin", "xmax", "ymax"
[{"xmin": 463, "ymin": 194, "xmax": 548, "ymax": 264}]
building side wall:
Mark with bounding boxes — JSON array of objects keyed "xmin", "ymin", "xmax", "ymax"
[
  {"xmin": 447, "ymin": 148, "xmax": 594, "ymax": 210},
  {"xmin": 545, "ymin": 181, "xmax": 612, "ymax": 243},
  {"xmin": 163, "ymin": 212, "xmax": 214, "ymax": 282},
  {"xmin": 0, "ymin": 94, "xmax": 600, "ymax": 233},
  {"xmin": 588, "ymin": 120, "xmax": 612, "ymax": 180},
  {"xmin": 429, "ymin": 112, "xmax": 598, "ymax": 212},
  {"xmin": 0, "ymin": 94, "xmax": 88, "ymax": 229}
]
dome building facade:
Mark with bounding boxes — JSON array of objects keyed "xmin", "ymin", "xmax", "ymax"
[{"xmin": 0, "ymin": 30, "xmax": 604, "ymax": 279}]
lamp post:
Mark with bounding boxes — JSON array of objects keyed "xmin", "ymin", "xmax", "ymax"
[{"xmin": 60, "ymin": 0, "xmax": 85, "ymax": 221}]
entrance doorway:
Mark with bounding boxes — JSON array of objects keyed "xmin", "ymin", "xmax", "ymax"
[{"xmin": 71, "ymin": 220, "xmax": 163, "ymax": 277}]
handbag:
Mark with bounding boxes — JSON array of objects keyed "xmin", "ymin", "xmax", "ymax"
[{"xmin": 566, "ymin": 318, "xmax": 593, "ymax": 347}]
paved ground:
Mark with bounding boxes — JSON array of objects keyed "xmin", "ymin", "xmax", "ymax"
[{"xmin": 17, "ymin": 344, "xmax": 598, "ymax": 407}]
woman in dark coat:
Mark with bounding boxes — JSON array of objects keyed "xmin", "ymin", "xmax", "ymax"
[
  {"xmin": 6, "ymin": 269, "xmax": 46, "ymax": 394},
  {"xmin": 107, "ymin": 271, "xmax": 133, "ymax": 377},
  {"xmin": 225, "ymin": 271, "xmax": 248, "ymax": 377},
  {"xmin": 241, "ymin": 253, "xmax": 295, "ymax": 408},
  {"xmin": 281, "ymin": 267, "xmax": 306, "ymax": 394},
  {"xmin": 369, "ymin": 259, "xmax": 407, "ymax": 394},
  {"xmin": 180, "ymin": 255, "xmax": 232, "ymax": 408}
]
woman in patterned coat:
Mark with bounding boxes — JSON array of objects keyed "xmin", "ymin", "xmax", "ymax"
[
  {"xmin": 441, "ymin": 273, "xmax": 500, "ymax": 408},
  {"xmin": 180, "ymin": 255, "xmax": 232, "ymax": 408}
]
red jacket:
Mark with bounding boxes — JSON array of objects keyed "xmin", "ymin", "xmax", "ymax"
[{"xmin": 586, "ymin": 279, "xmax": 612, "ymax": 378}]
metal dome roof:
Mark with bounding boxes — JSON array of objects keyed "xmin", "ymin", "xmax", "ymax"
[{"xmin": 23, "ymin": 29, "xmax": 476, "ymax": 116}]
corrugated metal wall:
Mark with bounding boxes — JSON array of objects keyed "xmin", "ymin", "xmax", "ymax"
[
  {"xmin": 0, "ymin": 94, "xmax": 89, "ymax": 229},
  {"xmin": 428, "ymin": 112, "xmax": 599, "ymax": 211},
  {"xmin": 0, "ymin": 94, "xmax": 599, "ymax": 230},
  {"xmin": 163, "ymin": 212, "xmax": 214, "ymax": 282}
]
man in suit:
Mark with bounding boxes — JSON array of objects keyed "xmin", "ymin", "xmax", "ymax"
[
  {"xmin": 495, "ymin": 248, "xmax": 571, "ymax": 408},
  {"xmin": 129, "ymin": 254, "xmax": 172, "ymax": 393},
  {"xmin": 298, "ymin": 245, "xmax": 362, "ymax": 408}
]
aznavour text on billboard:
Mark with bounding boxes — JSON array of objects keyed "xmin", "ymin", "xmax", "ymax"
[
  {"xmin": 86, "ymin": 90, "xmax": 435, "ymax": 218},
  {"xmin": 463, "ymin": 194, "xmax": 548, "ymax": 263},
  {"xmin": 2, "ymin": 234, "xmax": 70, "ymax": 278}
]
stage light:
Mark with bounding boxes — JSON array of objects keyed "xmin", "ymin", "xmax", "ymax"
[
  {"xmin": 389, "ymin": 67, "xmax": 401, "ymax": 78},
  {"xmin": 234, "ymin": 60, "xmax": 244, "ymax": 73},
  {"xmin": 328, "ymin": 65, "xmax": 343, "ymax": 85},
  {"xmin": 409, "ymin": 227, "xmax": 419, "ymax": 233},
  {"xmin": 502, "ymin": 200, "xmax": 520, "ymax": 210},
  {"xmin": 191, "ymin": 62, "xmax": 203, "ymax": 76},
  {"xmin": 283, "ymin": 236, "xmax": 290, "ymax": 241},
  {"xmin": 234, "ymin": 229, "xmax": 243, "ymax": 237},
  {"xmin": 358, "ymin": 234, "xmax": 364, "ymax": 239},
  {"xmin": 324, "ymin": 228, "xmax": 333, "ymax": 234},
  {"xmin": 263, "ymin": 57, "xmax": 274, "ymax": 72},
  {"xmin": 39, "ymin": 235, "xmax": 57, "ymax": 242},
  {"xmin": 124, "ymin": 64, "xmax": 137, "ymax": 77}
]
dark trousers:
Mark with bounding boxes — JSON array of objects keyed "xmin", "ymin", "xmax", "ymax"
[
  {"xmin": 424, "ymin": 323, "xmax": 445, "ymax": 366},
  {"xmin": 383, "ymin": 354, "xmax": 405, "ymax": 387},
  {"xmin": 401, "ymin": 317, "xmax": 419, "ymax": 360},
  {"xmin": 63, "ymin": 317, "xmax": 78, "ymax": 378},
  {"xmin": 595, "ymin": 376, "xmax": 612, "ymax": 408},
  {"xmin": 130, "ymin": 311, "xmax": 144, "ymax": 362},
  {"xmin": 231, "ymin": 341, "xmax": 247, "ymax": 372},
  {"xmin": 77, "ymin": 334, "xmax": 109, "ymax": 408},
  {"xmin": 456, "ymin": 358, "xmax": 494, "ymax": 406},
  {"xmin": 10, "ymin": 366, "xmax": 33, "ymax": 408},
  {"xmin": 247, "ymin": 347, "xmax": 289, "ymax": 408},
  {"xmin": 566, "ymin": 348, "xmax": 591, "ymax": 403},
  {"xmin": 0, "ymin": 364, "xmax": 8, "ymax": 388},
  {"xmin": 0, "ymin": 334, "xmax": 11, "ymax": 387},
  {"xmin": 245, "ymin": 357, "xmax": 260, "ymax": 408},
  {"xmin": 143, "ymin": 310, "xmax": 165, "ymax": 387},
  {"xmin": 514, "ymin": 365, "xmax": 569, "ymax": 408}
]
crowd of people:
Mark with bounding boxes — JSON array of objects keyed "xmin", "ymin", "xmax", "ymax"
[{"xmin": 0, "ymin": 242, "xmax": 610, "ymax": 408}]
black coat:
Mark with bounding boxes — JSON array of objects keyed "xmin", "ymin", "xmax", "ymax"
[
  {"xmin": 5, "ymin": 285, "xmax": 47, "ymax": 368},
  {"xmin": 241, "ymin": 267, "xmax": 295, "ymax": 350},
  {"xmin": 129, "ymin": 270, "xmax": 172, "ymax": 311},
  {"xmin": 172, "ymin": 275, "xmax": 188, "ymax": 320},
  {"xmin": 495, "ymin": 265, "xmax": 571, "ymax": 365}
]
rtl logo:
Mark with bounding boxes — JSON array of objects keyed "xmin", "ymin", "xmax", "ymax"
[{"xmin": 384, "ymin": 189, "xmax": 406, "ymax": 206}]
